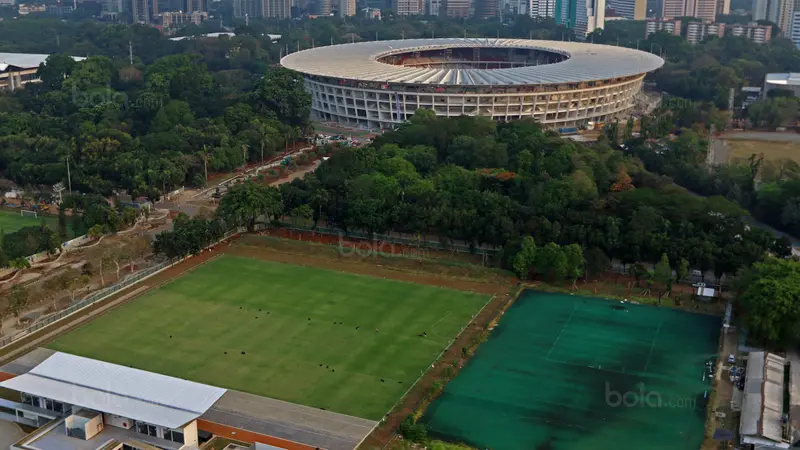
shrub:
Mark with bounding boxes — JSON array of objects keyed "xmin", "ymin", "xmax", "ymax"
[{"xmin": 398, "ymin": 415, "xmax": 428, "ymax": 443}]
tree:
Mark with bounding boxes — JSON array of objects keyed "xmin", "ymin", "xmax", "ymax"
[
  {"xmin": 512, "ymin": 236, "xmax": 537, "ymax": 279},
  {"xmin": 99, "ymin": 250, "xmax": 117, "ymax": 286},
  {"xmin": 676, "ymin": 258, "xmax": 689, "ymax": 283},
  {"xmin": 127, "ymin": 235, "xmax": 151, "ymax": 271},
  {"xmin": 68, "ymin": 274, "xmax": 92, "ymax": 302},
  {"xmin": 251, "ymin": 67, "xmax": 311, "ymax": 127},
  {"xmin": 630, "ymin": 262, "xmax": 649, "ymax": 287},
  {"xmin": 584, "ymin": 247, "xmax": 610, "ymax": 278},
  {"xmin": 87, "ymin": 224, "xmax": 104, "ymax": 239},
  {"xmin": 737, "ymin": 258, "xmax": 800, "ymax": 349},
  {"xmin": 7, "ymin": 285, "xmax": 29, "ymax": 325},
  {"xmin": 563, "ymin": 243, "xmax": 584, "ymax": 289},
  {"xmin": 654, "ymin": 253, "xmax": 673, "ymax": 300},
  {"xmin": 58, "ymin": 207, "xmax": 68, "ymax": 241},
  {"xmin": 216, "ymin": 181, "xmax": 283, "ymax": 231},
  {"xmin": 535, "ymin": 242, "xmax": 568, "ymax": 281}
]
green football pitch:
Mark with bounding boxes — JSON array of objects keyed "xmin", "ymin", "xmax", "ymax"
[
  {"xmin": 0, "ymin": 209, "xmax": 58, "ymax": 234},
  {"xmin": 423, "ymin": 290, "xmax": 721, "ymax": 450},
  {"xmin": 49, "ymin": 255, "xmax": 489, "ymax": 420}
]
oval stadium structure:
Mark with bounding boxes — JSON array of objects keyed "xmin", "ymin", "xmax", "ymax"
[{"xmin": 280, "ymin": 38, "xmax": 664, "ymax": 130}]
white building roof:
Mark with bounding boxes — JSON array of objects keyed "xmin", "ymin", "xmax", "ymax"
[
  {"xmin": 0, "ymin": 53, "xmax": 85, "ymax": 72},
  {"xmin": 765, "ymin": 73, "xmax": 800, "ymax": 86},
  {"xmin": 0, "ymin": 352, "xmax": 226, "ymax": 429},
  {"xmin": 280, "ymin": 38, "xmax": 664, "ymax": 86}
]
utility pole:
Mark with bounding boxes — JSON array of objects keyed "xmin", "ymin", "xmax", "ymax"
[
  {"xmin": 65, "ymin": 155, "xmax": 72, "ymax": 194},
  {"xmin": 242, "ymin": 144, "xmax": 248, "ymax": 166},
  {"xmin": 54, "ymin": 30, "xmax": 60, "ymax": 48},
  {"xmin": 129, "ymin": 40, "xmax": 133, "ymax": 65},
  {"xmin": 202, "ymin": 145, "xmax": 208, "ymax": 182},
  {"xmin": 261, "ymin": 140, "xmax": 265, "ymax": 164}
]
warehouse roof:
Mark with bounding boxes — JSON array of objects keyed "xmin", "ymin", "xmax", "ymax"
[
  {"xmin": 0, "ymin": 352, "xmax": 226, "ymax": 429},
  {"xmin": 280, "ymin": 38, "xmax": 664, "ymax": 86},
  {"xmin": 765, "ymin": 73, "xmax": 800, "ymax": 86},
  {"xmin": 0, "ymin": 53, "xmax": 85, "ymax": 72},
  {"xmin": 740, "ymin": 351, "xmax": 788, "ymax": 446}
]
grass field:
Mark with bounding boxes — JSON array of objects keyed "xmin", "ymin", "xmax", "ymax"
[
  {"xmin": 728, "ymin": 139, "xmax": 800, "ymax": 164},
  {"xmin": 0, "ymin": 209, "xmax": 57, "ymax": 234},
  {"xmin": 423, "ymin": 291, "xmax": 720, "ymax": 450},
  {"xmin": 48, "ymin": 255, "xmax": 489, "ymax": 420}
]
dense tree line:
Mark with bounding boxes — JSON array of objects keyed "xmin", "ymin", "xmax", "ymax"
[
  {"xmin": 209, "ymin": 113, "xmax": 780, "ymax": 281},
  {"xmin": 622, "ymin": 101, "xmax": 800, "ymax": 241},
  {"xmin": 0, "ymin": 51, "xmax": 309, "ymax": 198}
]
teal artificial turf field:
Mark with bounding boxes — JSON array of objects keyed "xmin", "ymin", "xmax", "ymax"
[{"xmin": 49, "ymin": 255, "xmax": 489, "ymax": 420}]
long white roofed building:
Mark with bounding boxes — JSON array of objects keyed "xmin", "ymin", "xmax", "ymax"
[{"xmin": 280, "ymin": 38, "xmax": 664, "ymax": 130}]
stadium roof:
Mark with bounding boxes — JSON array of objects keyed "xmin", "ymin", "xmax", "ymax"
[
  {"xmin": 0, "ymin": 53, "xmax": 85, "ymax": 72},
  {"xmin": 0, "ymin": 352, "xmax": 226, "ymax": 429},
  {"xmin": 765, "ymin": 73, "xmax": 800, "ymax": 86},
  {"xmin": 280, "ymin": 38, "xmax": 664, "ymax": 86}
]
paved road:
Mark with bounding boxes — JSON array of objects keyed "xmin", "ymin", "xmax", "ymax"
[
  {"xmin": 203, "ymin": 390, "xmax": 376, "ymax": 450},
  {"xmin": 0, "ymin": 420, "xmax": 25, "ymax": 449}
]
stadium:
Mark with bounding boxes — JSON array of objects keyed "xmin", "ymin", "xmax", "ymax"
[{"xmin": 280, "ymin": 38, "xmax": 664, "ymax": 130}]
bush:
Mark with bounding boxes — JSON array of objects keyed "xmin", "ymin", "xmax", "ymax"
[{"xmin": 398, "ymin": 415, "xmax": 428, "ymax": 443}]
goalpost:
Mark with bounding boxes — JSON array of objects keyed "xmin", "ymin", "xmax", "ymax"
[{"xmin": 20, "ymin": 210, "xmax": 37, "ymax": 219}]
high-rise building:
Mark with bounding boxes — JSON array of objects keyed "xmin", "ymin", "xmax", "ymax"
[
  {"xmin": 607, "ymin": 0, "xmax": 645, "ymax": 18},
  {"xmin": 554, "ymin": 0, "xmax": 605, "ymax": 37},
  {"xmin": 186, "ymin": 0, "xmax": 207, "ymax": 13},
  {"xmin": 503, "ymin": 0, "xmax": 527, "ymax": 14},
  {"xmin": 262, "ymin": 0, "xmax": 291, "ymax": 16},
  {"xmin": 233, "ymin": 0, "xmax": 258, "ymax": 17},
  {"xmin": 312, "ymin": 0, "xmax": 333, "ymax": 14},
  {"xmin": 716, "ymin": 0, "xmax": 728, "ymax": 14},
  {"xmin": 441, "ymin": 0, "xmax": 470, "ymax": 16},
  {"xmin": 662, "ymin": 0, "xmax": 715, "ymax": 20},
  {"xmin": 645, "ymin": 18, "xmax": 682, "ymax": 36},
  {"xmin": 790, "ymin": 9, "xmax": 800, "ymax": 47},
  {"xmin": 474, "ymin": 0, "xmax": 499, "ymax": 16},
  {"xmin": 130, "ymin": 0, "xmax": 152, "ymax": 23},
  {"xmin": 573, "ymin": 0, "xmax": 605, "ymax": 37},
  {"xmin": 759, "ymin": 0, "xmax": 794, "ymax": 35},
  {"xmin": 337, "ymin": 0, "xmax": 355, "ymax": 14},
  {"xmin": 752, "ymin": 0, "xmax": 767, "ymax": 18},
  {"xmin": 392, "ymin": 0, "xmax": 423, "ymax": 14},
  {"xmin": 685, "ymin": 20, "xmax": 724, "ymax": 43},
  {"xmin": 729, "ymin": 22, "xmax": 772, "ymax": 42},
  {"xmin": 101, "ymin": 0, "xmax": 123, "ymax": 17},
  {"xmin": 529, "ymin": 0, "xmax": 555, "ymax": 17},
  {"xmin": 428, "ymin": 0, "xmax": 442, "ymax": 13}
]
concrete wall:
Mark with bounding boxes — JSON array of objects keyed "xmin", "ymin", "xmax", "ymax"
[
  {"xmin": 182, "ymin": 420, "xmax": 199, "ymax": 447},
  {"xmin": 104, "ymin": 413, "xmax": 133, "ymax": 429}
]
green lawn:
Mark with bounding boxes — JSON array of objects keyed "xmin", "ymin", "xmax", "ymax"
[
  {"xmin": 49, "ymin": 255, "xmax": 489, "ymax": 420},
  {"xmin": 0, "ymin": 209, "xmax": 58, "ymax": 234}
]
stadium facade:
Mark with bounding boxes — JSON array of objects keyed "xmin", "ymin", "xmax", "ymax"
[{"xmin": 280, "ymin": 38, "xmax": 664, "ymax": 131}]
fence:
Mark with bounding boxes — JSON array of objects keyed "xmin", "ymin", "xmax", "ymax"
[
  {"xmin": 0, "ymin": 229, "xmax": 241, "ymax": 351},
  {"xmin": 275, "ymin": 223, "xmax": 501, "ymax": 256}
]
